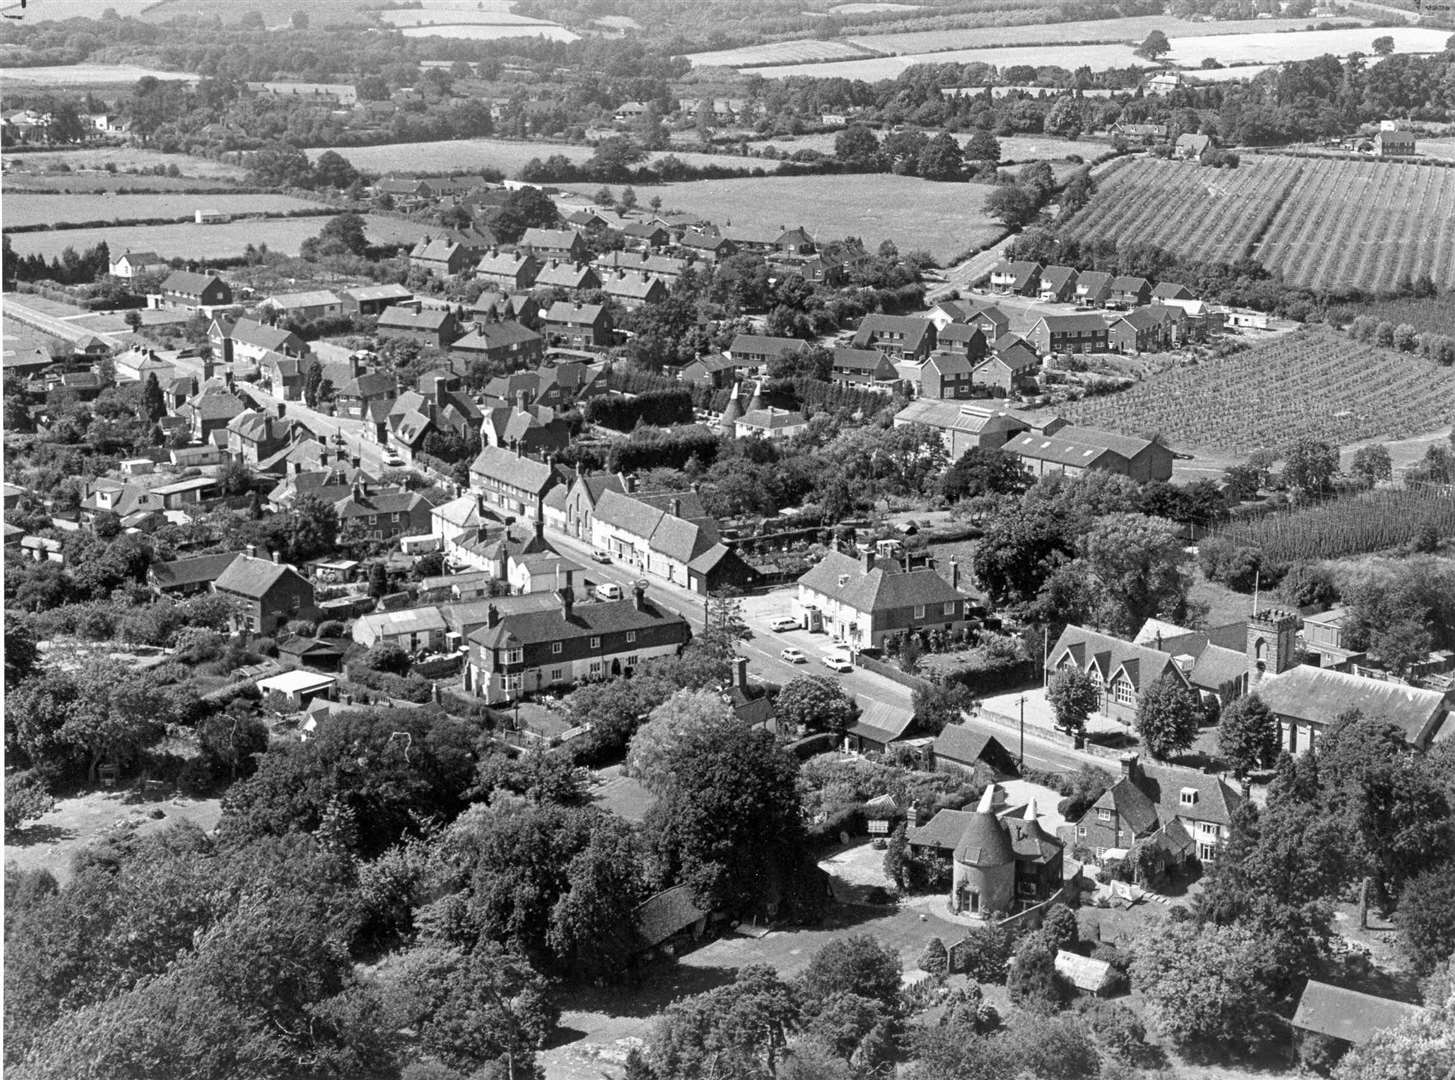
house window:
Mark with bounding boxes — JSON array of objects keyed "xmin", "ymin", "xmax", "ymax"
[
  {"xmin": 505, "ymin": 648, "xmax": 523, "ymax": 664},
  {"xmin": 1113, "ymin": 674, "xmax": 1135, "ymax": 707},
  {"xmin": 1198, "ymin": 842, "xmax": 1217, "ymax": 862},
  {"xmin": 551, "ymin": 642, "xmax": 562, "ymax": 655},
  {"xmin": 503, "ymin": 674, "xmax": 522, "ymax": 691},
  {"xmin": 943, "ymin": 602, "xmax": 956, "ymax": 616},
  {"xmin": 626, "ymin": 631, "xmax": 636, "ymax": 643},
  {"xmin": 914, "ymin": 605, "xmax": 926, "ymax": 619},
  {"xmin": 1077, "ymin": 826, "xmax": 1087, "ymax": 838},
  {"xmin": 589, "ymin": 636, "xmax": 601, "ymax": 649},
  {"xmin": 589, "ymin": 660, "xmax": 603, "ymax": 676},
  {"xmin": 550, "ymin": 667, "xmax": 564, "ymax": 682},
  {"xmin": 1017, "ymin": 881, "xmax": 1037, "ymax": 897},
  {"xmin": 1097, "ymin": 808, "xmax": 1112, "ymax": 822}
]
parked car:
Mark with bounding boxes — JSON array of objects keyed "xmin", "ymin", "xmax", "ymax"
[
  {"xmin": 592, "ymin": 549, "xmax": 612, "ymax": 563},
  {"xmin": 781, "ymin": 647, "xmax": 807, "ymax": 663},
  {"xmin": 595, "ymin": 582, "xmax": 622, "ymax": 601},
  {"xmin": 820, "ymin": 650, "xmax": 853, "ymax": 673},
  {"xmin": 768, "ymin": 615, "xmax": 799, "ymax": 633},
  {"xmin": 383, "ymin": 452, "xmax": 405, "ymax": 467}
]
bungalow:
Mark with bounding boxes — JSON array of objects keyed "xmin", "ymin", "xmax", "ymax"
[
  {"xmin": 1074, "ymin": 271, "xmax": 1114, "ymax": 308},
  {"xmin": 109, "ymin": 249, "xmax": 166, "ymax": 280},
  {"xmin": 621, "ymin": 221, "xmax": 670, "ymax": 250},
  {"xmin": 678, "ymin": 231, "xmax": 736, "ymax": 262},
  {"xmin": 213, "ymin": 552, "xmax": 318, "ymax": 636},
  {"xmin": 931, "ymin": 725, "xmax": 1020, "ymax": 778},
  {"xmin": 832, "ymin": 346, "xmax": 900, "ymax": 389},
  {"xmin": 852, "ymin": 315, "xmax": 937, "ymax": 363},
  {"xmin": 352, "ymin": 606, "xmax": 450, "ymax": 652},
  {"xmin": 340, "ymin": 283, "xmax": 415, "ymax": 316},
  {"xmin": 1109, "ymin": 121, "xmax": 1168, "ymax": 145},
  {"xmin": 679, "ymin": 353, "xmax": 738, "ymax": 390},
  {"xmin": 1107, "ymin": 276, "xmax": 1153, "ymax": 309},
  {"xmin": 470, "ymin": 445, "xmax": 563, "ymax": 523},
  {"xmin": 1173, "ymin": 132, "xmax": 1213, "ymax": 163},
  {"xmin": 794, "ymin": 549, "xmax": 974, "ymax": 650},
  {"xmin": 989, "ymin": 260, "xmax": 1042, "ymax": 296},
  {"xmin": 540, "ymin": 301, "xmax": 613, "ymax": 350},
  {"xmin": 727, "ymin": 333, "xmax": 807, "ymax": 374},
  {"xmin": 521, "ymin": 227, "xmax": 588, "ymax": 262},
  {"xmin": 259, "ymin": 290, "xmax": 342, "ymax": 323},
  {"xmin": 591, "ymin": 486, "xmax": 755, "ymax": 594},
  {"xmin": 465, "ymin": 583, "xmax": 691, "ymax": 703},
  {"xmin": 737, "ymin": 406, "xmax": 808, "ymax": 441},
  {"xmin": 1026, "ymin": 313, "xmax": 1109, "ymax": 356},
  {"xmin": 475, "ymin": 249, "xmax": 542, "ymax": 291},
  {"xmin": 377, "ymin": 305, "xmax": 460, "ymax": 349},
  {"xmin": 450, "ymin": 321, "xmax": 545, "ymax": 374},
  {"xmin": 159, "ymin": 270, "xmax": 232, "ymax": 310},
  {"xmin": 533, "ymin": 259, "xmax": 601, "ymax": 294},
  {"xmin": 1037, "ymin": 265, "xmax": 1080, "ymax": 303}
]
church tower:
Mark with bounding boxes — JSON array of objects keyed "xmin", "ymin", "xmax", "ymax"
[{"xmin": 1246, "ymin": 608, "xmax": 1299, "ymax": 682}]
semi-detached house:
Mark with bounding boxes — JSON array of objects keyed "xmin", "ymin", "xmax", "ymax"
[
  {"xmin": 465, "ymin": 583, "xmax": 690, "ymax": 703},
  {"xmin": 794, "ymin": 549, "xmax": 975, "ymax": 650}
]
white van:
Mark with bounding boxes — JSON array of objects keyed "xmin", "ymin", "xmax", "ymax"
[{"xmin": 594, "ymin": 582, "xmax": 623, "ymax": 601}]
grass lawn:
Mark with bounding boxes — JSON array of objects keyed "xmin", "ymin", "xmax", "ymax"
[{"xmin": 638, "ymin": 173, "xmax": 1002, "ymax": 263}]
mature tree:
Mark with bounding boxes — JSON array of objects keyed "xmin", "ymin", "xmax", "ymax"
[
  {"xmin": 1075, "ymin": 512, "xmax": 1191, "ymax": 637},
  {"xmin": 1133, "ymin": 920, "xmax": 1281, "ymax": 1053},
  {"xmin": 1217, "ymin": 693, "xmax": 1279, "ymax": 779},
  {"xmin": 4, "ymin": 771, "xmax": 54, "ymax": 833},
  {"xmin": 644, "ymin": 718, "xmax": 805, "ymax": 913},
  {"xmin": 963, "ymin": 129, "xmax": 1001, "ymax": 163},
  {"xmin": 1282, "ymin": 437, "xmax": 1339, "ymax": 498},
  {"xmin": 1393, "ymin": 868, "xmax": 1455, "ymax": 977},
  {"xmin": 1046, "ymin": 668, "xmax": 1100, "ymax": 737},
  {"xmin": 774, "ymin": 676, "xmax": 859, "ymax": 738},
  {"xmin": 627, "ymin": 689, "xmax": 737, "ymax": 781},
  {"xmin": 986, "ymin": 184, "xmax": 1040, "ymax": 230},
  {"xmin": 141, "ymin": 371, "xmax": 166, "ymax": 421},
  {"xmin": 1136, "ymin": 30, "xmax": 1172, "ymax": 59},
  {"xmin": 278, "ymin": 494, "xmax": 338, "ymax": 563},
  {"xmin": 545, "ymin": 820, "xmax": 648, "ymax": 981},
  {"xmin": 701, "ymin": 589, "xmax": 753, "ymax": 657},
  {"xmin": 1351, "ymin": 444, "xmax": 1393, "ymax": 488},
  {"xmin": 972, "ymin": 501, "xmax": 1077, "ymax": 606},
  {"xmin": 1007, "ymin": 929, "xmax": 1065, "ymax": 1013},
  {"xmin": 246, "ymin": 140, "xmax": 314, "ymax": 188},
  {"xmin": 942, "ymin": 447, "xmax": 1030, "ymax": 502},
  {"xmin": 312, "ymin": 150, "xmax": 360, "ymax": 190},
  {"xmin": 1134, "ymin": 674, "xmax": 1202, "ymax": 760},
  {"xmin": 997, "ymin": 1016, "xmax": 1101, "ymax": 1080},
  {"xmin": 1333, "ymin": 985, "xmax": 1455, "ymax": 1080},
  {"xmin": 798, "ymin": 935, "xmax": 901, "ymax": 1011},
  {"xmin": 313, "ymin": 212, "xmax": 369, "ymax": 257},
  {"xmin": 918, "ymin": 130, "xmax": 966, "ymax": 180},
  {"xmin": 649, "ymin": 965, "xmax": 799, "ymax": 1080},
  {"xmin": 4, "ymin": 616, "xmax": 40, "ymax": 691},
  {"xmin": 911, "ymin": 681, "xmax": 975, "ymax": 736},
  {"xmin": 1371, "ymin": 34, "xmax": 1395, "ymax": 55},
  {"xmin": 835, "ymin": 124, "xmax": 882, "ymax": 168}
]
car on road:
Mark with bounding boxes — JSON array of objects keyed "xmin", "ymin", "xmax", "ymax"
[
  {"xmin": 382, "ymin": 452, "xmax": 405, "ymax": 467},
  {"xmin": 594, "ymin": 582, "xmax": 623, "ymax": 601},
  {"xmin": 820, "ymin": 650, "xmax": 854, "ymax": 673},
  {"xmin": 780, "ymin": 647, "xmax": 807, "ymax": 664},
  {"xmin": 592, "ymin": 550, "xmax": 612, "ymax": 564},
  {"xmin": 768, "ymin": 616, "xmax": 799, "ymax": 633}
]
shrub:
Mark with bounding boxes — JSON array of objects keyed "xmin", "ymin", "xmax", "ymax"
[
  {"xmin": 316, "ymin": 620, "xmax": 344, "ymax": 638},
  {"xmin": 1008, "ymin": 929, "xmax": 1066, "ymax": 1013},
  {"xmin": 1083, "ymin": 999, "xmax": 1149, "ymax": 1062},
  {"xmin": 949, "ymin": 924, "xmax": 1014, "ymax": 983},
  {"xmin": 4, "ymin": 771, "xmax": 54, "ymax": 833},
  {"xmin": 366, "ymin": 641, "xmax": 411, "ymax": 675},
  {"xmin": 919, "ymin": 937, "xmax": 949, "ymax": 975}
]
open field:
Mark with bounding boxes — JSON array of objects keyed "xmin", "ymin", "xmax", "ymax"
[
  {"xmin": 847, "ymin": 14, "xmax": 1361, "ymax": 54},
  {"xmin": 1060, "ymin": 327, "xmax": 1455, "ymax": 454},
  {"xmin": 1060, "ymin": 154, "xmax": 1455, "ymax": 290},
  {"xmin": 2, "ymin": 171, "xmax": 240, "ymax": 193},
  {"xmin": 1, "ymin": 0, "xmax": 154, "ymax": 18},
  {"xmin": 2, "ymin": 316, "xmax": 61, "ymax": 358},
  {"xmin": 831, "ymin": 1, "xmax": 924, "ymax": 11},
  {"xmin": 0, "ymin": 62, "xmax": 199, "ymax": 86},
  {"xmin": 3, "ymin": 193, "xmax": 321, "ymax": 228},
  {"xmin": 139, "ymin": 0, "xmax": 372, "ymax": 24},
  {"xmin": 379, "ymin": 8, "xmax": 558, "ymax": 25},
  {"xmin": 399, "ymin": 23, "xmax": 579, "ymax": 40},
  {"xmin": 640, "ymin": 174, "xmax": 1004, "ymax": 262},
  {"xmin": 1, "ymin": 146, "xmax": 245, "ymax": 179},
  {"xmin": 1165, "ymin": 25, "xmax": 1450, "ymax": 66},
  {"xmin": 745, "ymin": 43, "xmax": 1158, "ymax": 80},
  {"xmin": 743, "ymin": 130, "xmax": 1099, "ymax": 165},
  {"xmin": 687, "ymin": 39, "xmax": 873, "ymax": 68},
  {"xmin": 1336, "ymin": 294, "xmax": 1455, "ymax": 335},
  {"xmin": 305, "ymin": 138, "xmax": 783, "ymax": 176},
  {"xmin": 4, "ymin": 213, "xmax": 429, "ymax": 260}
]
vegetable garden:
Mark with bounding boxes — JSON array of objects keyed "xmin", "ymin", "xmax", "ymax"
[
  {"xmin": 1212, "ymin": 485, "xmax": 1455, "ymax": 561},
  {"xmin": 1060, "ymin": 326, "xmax": 1455, "ymax": 454},
  {"xmin": 1060, "ymin": 154, "xmax": 1455, "ymax": 290}
]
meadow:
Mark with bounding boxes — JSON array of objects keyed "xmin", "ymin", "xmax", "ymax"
[
  {"xmin": 305, "ymin": 139, "xmax": 783, "ymax": 177},
  {"xmin": 744, "ymin": 43, "xmax": 1156, "ymax": 80},
  {"xmin": 4, "ymin": 0, "xmax": 154, "ymax": 18},
  {"xmin": 398, "ymin": 24, "xmax": 579, "ymax": 40},
  {"xmin": 1164, "ymin": 26, "xmax": 1451, "ymax": 66},
  {"xmin": 0, "ymin": 62, "xmax": 199, "ymax": 86},
  {"xmin": 687, "ymin": 39, "xmax": 873, "ymax": 68},
  {"xmin": 2, "ymin": 172, "xmax": 237, "ymax": 193},
  {"xmin": 2, "ymin": 147, "xmax": 244, "ymax": 179},
  {"xmin": 637, "ymin": 173, "xmax": 1005, "ymax": 262},
  {"xmin": 4, "ymin": 214, "xmax": 430, "ymax": 260},
  {"xmin": 139, "ymin": 0, "xmax": 372, "ymax": 24},
  {"xmin": 1060, "ymin": 327, "xmax": 1455, "ymax": 454},
  {"xmin": 3, "ymin": 193, "xmax": 322, "ymax": 229},
  {"xmin": 1060, "ymin": 154, "xmax": 1455, "ymax": 290}
]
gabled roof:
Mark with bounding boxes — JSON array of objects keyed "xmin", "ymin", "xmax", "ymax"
[
  {"xmin": 341, "ymin": 283, "xmax": 414, "ymax": 303},
  {"xmin": 470, "ymin": 592, "xmax": 688, "ymax": 649},
  {"xmin": 1258, "ymin": 665, "xmax": 1448, "ymax": 745},
  {"xmin": 452, "ymin": 322, "xmax": 542, "ymax": 352},
  {"xmin": 1034, "ymin": 313, "xmax": 1108, "ymax": 333},
  {"xmin": 738, "ymin": 407, "xmax": 806, "ymax": 431},
  {"xmin": 1004, "ymin": 432, "xmax": 1126, "ymax": 470},
  {"xmin": 932, "ymin": 724, "xmax": 1007, "ymax": 767},
  {"xmin": 476, "ymin": 249, "xmax": 540, "ymax": 277},
  {"xmin": 163, "ymin": 269, "xmax": 226, "ymax": 295},
  {"xmin": 635, "ymin": 885, "xmax": 709, "ymax": 947},
  {"xmin": 1039, "ymin": 265, "xmax": 1079, "ymax": 290},
  {"xmin": 542, "ymin": 300, "xmax": 607, "ymax": 325},
  {"xmin": 214, "ymin": 554, "xmax": 304, "ymax": 599},
  {"xmin": 924, "ymin": 351, "xmax": 973, "ymax": 376},
  {"xmin": 1056, "ymin": 950, "xmax": 1116, "ymax": 994},
  {"xmin": 1054, "ymin": 424, "xmax": 1164, "ymax": 461},
  {"xmin": 834, "ymin": 346, "xmax": 897, "ymax": 375},
  {"xmin": 1152, "ymin": 282, "xmax": 1194, "ymax": 300},
  {"xmin": 728, "ymin": 333, "xmax": 806, "ymax": 356},
  {"xmin": 853, "ymin": 315, "xmax": 935, "ymax": 352},
  {"xmin": 534, "ymin": 262, "xmax": 599, "ymax": 289},
  {"xmin": 521, "ymin": 227, "xmax": 583, "ymax": 251},
  {"xmin": 1292, "ymin": 981, "xmax": 1425, "ymax": 1045},
  {"xmin": 1077, "ymin": 270, "xmax": 1113, "ymax": 293},
  {"xmin": 378, "ymin": 305, "xmax": 453, "ymax": 332},
  {"xmin": 469, "ymin": 446, "xmax": 559, "ymax": 493},
  {"xmin": 150, "ymin": 550, "xmax": 242, "ymax": 589},
  {"xmin": 339, "ymin": 371, "xmax": 396, "ymax": 399},
  {"xmin": 1109, "ymin": 275, "xmax": 1151, "ymax": 293},
  {"xmin": 228, "ymin": 318, "xmax": 298, "ymax": 352},
  {"xmin": 937, "ymin": 323, "xmax": 987, "ymax": 346},
  {"xmin": 1048, "ymin": 625, "xmax": 1186, "ymax": 694}
]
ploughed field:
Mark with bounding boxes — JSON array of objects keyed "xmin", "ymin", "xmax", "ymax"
[
  {"xmin": 1060, "ymin": 154, "xmax": 1455, "ymax": 291},
  {"xmin": 1060, "ymin": 327, "xmax": 1455, "ymax": 454}
]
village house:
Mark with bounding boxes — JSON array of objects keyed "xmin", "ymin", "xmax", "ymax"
[
  {"xmin": 506, "ymin": 551, "xmax": 586, "ymax": 596},
  {"xmin": 934, "ymin": 323, "xmax": 990, "ymax": 364},
  {"xmin": 1108, "ymin": 305, "xmax": 1182, "ymax": 353},
  {"xmin": 539, "ymin": 301, "xmax": 613, "ymax": 350},
  {"xmin": 1074, "ymin": 271, "xmax": 1114, "ymax": 308},
  {"xmin": 678, "ymin": 354, "xmax": 738, "ymax": 390},
  {"xmin": 1037, "ymin": 265, "xmax": 1080, "ymax": 303},
  {"xmin": 410, "ymin": 236, "xmax": 477, "ymax": 277},
  {"xmin": 1107, "ymin": 275, "xmax": 1153, "ymax": 309},
  {"xmin": 476, "ymin": 249, "xmax": 542, "ymax": 291},
  {"xmin": 831, "ymin": 346, "xmax": 900, "ymax": 389},
  {"xmin": 1375, "ymin": 129, "xmax": 1416, "ymax": 157},
  {"xmin": 973, "ymin": 344, "xmax": 1040, "ymax": 396},
  {"xmin": 601, "ymin": 271, "xmax": 669, "ymax": 310},
  {"xmin": 1109, "ymin": 120, "xmax": 1168, "ymax": 144},
  {"xmin": 678, "ymin": 231, "xmax": 736, "ymax": 263},
  {"xmin": 159, "ymin": 270, "xmax": 233, "ymax": 310},
  {"xmin": 591, "ymin": 486, "xmax": 756, "ymax": 594},
  {"xmin": 1173, "ymin": 132, "xmax": 1214, "ymax": 163},
  {"xmin": 596, "ymin": 249, "xmax": 690, "ymax": 280},
  {"xmin": 464, "ymin": 582, "xmax": 691, "ymax": 704},
  {"xmin": 533, "ymin": 259, "xmax": 602, "ymax": 294},
  {"xmin": 1026, "ymin": 313, "xmax": 1110, "ymax": 356},
  {"xmin": 620, "ymin": 221, "xmax": 670, "ymax": 250},
  {"xmin": 727, "ymin": 333, "xmax": 808, "ymax": 374},
  {"xmin": 470, "ymin": 445, "xmax": 563, "ymax": 522},
  {"xmin": 376, "ymin": 305, "xmax": 460, "ymax": 349},
  {"xmin": 481, "ymin": 397, "xmax": 571, "ymax": 455},
  {"xmin": 482, "ymin": 362, "xmax": 603, "ymax": 410},
  {"xmin": 335, "ymin": 369, "xmax": 398, "ymax": 420},
  {"xmin": 735, "ymin": 394, "xmax": 808, "ymax": 440},
  {"xmin": 450, "ymin": 321, "xmax": 546, "ymax": 374},
  {"xmin": 794, "ymin": 549, "xmax": 974, "ymax": 650},
  {"xmin": 989, "ymin": 260, "xmax": 1042, "ymax": 296},
  {"xmin": 1299, "ymin": 607, "xmax": 1363, "ymax": 670},
  {"xmin": 919, "ymin": 352, "xmax": 978, "ymax": 400},
  {"xmin": 471, "ymin": 292, "xmax": 540, "ymax": 329},
  {"xmin": 215, "ymin": 318, "xmax": 307, "ymax": 366},
  {"xmin": 334, "ymin": 480, "xmax": 433, "ymax": 541},
  {"xmin": 109, "ymin": 250, "xmax": 167, "ymax": 280},
  {"xmin": 352, "ymin": 606, "xmax": 451, "ymax": 653},
  {"xmin": 226, "ymin": 407, "xmax": 294, "ymax": 466},
  {"xmin": 212, "ymin": 551, "xmax": 317, "ymax": 636},
  {"xmin": 339, "ymin": 283, "xmax": 415, "ymax": 316},
  {"xmin": 148, "ymin": 551, "xmax": 243, "ymax": 597},
  {"xmin": 558, "ymin": 471, "xmax": 627, "ymax": 541},
  {"xmin": 893, "ymin": 400, "xmax": 1033, "ymax": 458},
  {"xmin": 853, "ymin": 315, "xmax": 938, "ymax": 363},
  {"xmin": 521, "ymin": 227, "xmax": 589, "ymax": 262},
  {"xmin": 258, "ymin": 351, "xmax": 304, "ymax": 400},
  {"xmin": 1070, "ymin": 752, "xmax": 1242, "ymax": 866}
]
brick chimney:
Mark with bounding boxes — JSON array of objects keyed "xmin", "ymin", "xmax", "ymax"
[
  {"xmin": 485, "ymin": 602, "xmax": 499, "ymax": 628},
  {"xmin": 669, "ymin": 497, "xmax": 681, "ymax": 518},
  {"xmin": 734, "ymin": 656, "xmax": 748, "ymax": 690},
  {"xmin": 949, "ymin": 556, "xmax": 960, "ymax": 591},
  {"xmin": 632, "ymin": 581, "xmax": 646, "ymax": 610},
  {"xmin": 558, "ymin": 584, "xmax": 574, "ymax": 619},
  {"xmin": 515, "ymin": 389, "xmax": 528, "ymax": 413},
  {"xmin": 1120, "ymin": 752, "xmax": 1141, "ymax": 783},
  {"xmin": 862, "ymin": 550, "xmax": 875, "ymax": 573}
]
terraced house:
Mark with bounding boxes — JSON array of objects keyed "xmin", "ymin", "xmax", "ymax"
[
  {"xmin": 590, "ymin": 486, "xmax": 755, "ymax": 594},
  {"xmin": 469, "ymin": 445, "xmax": 562, "ymax": 523},
  {"xmin": 465, "ymin": 583, "xmax": 690, "ymax": 703}
]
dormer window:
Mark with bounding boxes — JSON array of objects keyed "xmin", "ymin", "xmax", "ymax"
[{"xmin": 1180, "ymin": 787, "xmax": 1198, "ymax": 806}]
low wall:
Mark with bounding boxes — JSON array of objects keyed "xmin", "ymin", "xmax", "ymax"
[{"xmin": 855, "ymin": 652, "xmax": 932, "ymax": 692}]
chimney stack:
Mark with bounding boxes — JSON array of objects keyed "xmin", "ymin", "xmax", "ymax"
[
  {"xmin": 516, "ymin": 389, "xmax": 528, "ymax": 413},
  {"xmin": 949, "ymin": 556, "xmax": 959, "ymax": 590},
  {"xmin": 734, "ymin": 656, "xmax": 748, "ymax": 690},
  {"xmin": 558, "ymin": 585, "xmax": 574, "ymax": 620},
  {"xmin": 245, "ymin": 543, "xmax": 257, "ymax": 559},
  {"xmin": 271, "ymin": 550, "xmax": 280, "ymax": 564},
  {"xmin": 1120, "ymin": 753, "xmax": 1141, "ymax": 782},
  {"xmin": 485, "ymin": 602, "xmax": 499, "ymax": 628},
  {"xmin": 670, "ymin": 497, "xmax": 681, "ymax": 518},
  {"xmin": 632, "ymin": 580, "xmax": 646, "ymax": 610},
  {"xmin": 276, "ymin": 402, "xmax": 286, "ymax": 418},
  {"xmin": 862, "ymin": 550, "xmax": 875, "ymax": 574}
]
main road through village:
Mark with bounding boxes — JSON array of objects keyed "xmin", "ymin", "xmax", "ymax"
[{"xmin": 249, "ymin": 381, "xmax": 1101, "ymax": 773}]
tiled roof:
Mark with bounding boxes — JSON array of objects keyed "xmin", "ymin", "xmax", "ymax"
[
  {"xmin": 1049, "ymin": 626, "xmax": 1184, "ymax": 691},
  {"xmin": 542, "ymin": 300, "xmax": 606, "ymax": 325},
  {"xmin": 522, "ymin": 227, "xmax": 582, "ymax": 251},
  {"xmin": 1036, "ymin": 313, "xmax": 1107, "ymax": 333},
  {"xmin": 228, "ymin": 319, "xmax": 296, "ymax": 351},
  {"xmin": 1004, "ymin": 432, "xmax": 1125, "ymax": 469},
  {"xmin": 1039, "ymin": 265, "xmax": 1078, "ymax": 289},
  {"xmin": 1110, "ymin": 275, "xmax": 1151, "ymax": 292},
  {"xmin": 937, "ymin": 323, "xmax": 986, "ymax": 345},
  {"xmin": 635, "ymin": 884, "xmax": 709, "ymax": 947},
  {"xmin": 1292, "ymin": 981, "xmax": 1426, "ymax": 1045},
  {"xmin": 798, "ymin": 550, "xmax": 966, "ymax": 615},
  {"xmin": 534, "ymin": 262, "xmax": 598, "ymax": 289},
  {"xmin": 1054, "ymin": 424, "xmax": 1161, "ymax": 460},
  {"xmin": 378, "ymin": 305, "xmax": 453, "ymax": 332},
  {"xmin": 932, "ymin": 724, "xmax": 1001, "ymax": 765},
  {"xmin": 164, "ymin": 269, "xmax": 225, "ymax": 295},
  {"xmin": 215, "ymin": 554, "xmax": 303, "ymax": 598},
  {"xmin": 1258, "ymin": 666, "xmax": 1447, "ymax": 744},
  {"xmin": 1077, "ymin": 271, "xmax": 1113, "ymax": 293},
  {"xmin": 834, "ymin": 346, "xmax": 892, "ymax": 372},
  {"xmin": 729, "ymin": 333, "xmax": 805, "ymax": 356},
  {"xmin": 470, "ymin": 592, "xmax": 688, "ymax": 649},
  {"xmin": 853, "ymin": 315, "xmax": 935, "ymax": 351},
  {"xmin": 469, "ymin": 446, "xmax": 559, "ymax": 492},
  {"xmin": 452, "ymin": 322, "xmax": 542, "ymax": 351},
  {"xmin": 150, "ymin": 550, "xmax": 241, "ymax": 589}
]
